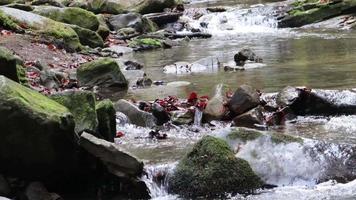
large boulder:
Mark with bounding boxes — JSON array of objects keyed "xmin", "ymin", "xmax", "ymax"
[
  {"xmin": 33, "ymin": 6, "xmax": 99, "ymax": 31},
  {"xmin": 276, "ymin": 86, "xmax": 356, "ymax": 115},
  {"xmin": 50, "ymin": 90, "xmax": 98, "ymax": 134},
  {"xmin": 168, "ymin": 135, "xmax": 263, "ymax": 198},
  {"xmin": 0, "ymin": 46, "xmax": 26, "ymax": 84},
  {"xmin": 135, "ymin": 0, "xmax": 176, "ymax": 14},
  {"xmin": 69, "ymin": 24, "xmax": 104, "ymax": 48},
  {"xmin": 0, "ymin": 75, "xmax": 79, "ymax": 181},
  {"xmin": 108, "ymin": 12, "xmax": 157, "ymax": 33},
  {"xmin": 228, "ymin": 84, "xmax": 260, "ymax": 117},
  {"xmin": 96, "ymin": 99, "xmax": 116, "ymax": 142},
  {"xmin": 0, "ymin": 7, "xmax": 81, "ymax": 51},
  {"xmin": 114, "ymin": 99, "xmax": 156, "ymax": 127},
  {"xmin": 77, "ymin": 58, "xmax": 128, "ymax": 91},
  {"xmin": 278, "ymin": 0, "xmax": 356, "ymax": 28}
]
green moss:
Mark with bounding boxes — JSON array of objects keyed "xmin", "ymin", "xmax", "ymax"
[
  {"xmin": 16, "ymin": 64, "xmax": 28, "ymax": 86},
  {"xmin": 96, "ymin": 14, "xmax": 110, "ymax": 40},
  {"xmin": 270, "ymin": 133, "xmax": 303, "ymax": 144},
  {"xmin": 129, "ymin": 38, "xmax": 163, "ymax": 48},
  {"xmin": 96, "ymin": 99, "xmax": 116, "ymax": 142},
  {"xmin": 136, "ymin": 0, "xmax": 176, "ymax": 14},
  {"xmin": 227, "ymin": 128, "xmax": 263, "ymax": 142},
  {"xmin": 70, "ymin": 25, "xmax": 104, "ymax": 48},
  {"xmin": 169, "ymin": 135, "xmax": 263, "ymax": 198},
  {"xmin": 142, "ymin": 17, "xmax": 158, "ymax": 32},
  {"xmin": 0, "ymin": 76, "xmax": 69, "ymax": 120},
  {"xmin": 50, "ymin": 90, "xmax": 98, "ymax": 133},
  {"xmin": 0, "ymin": 10, "xmax": 22, "ymax": 31}
]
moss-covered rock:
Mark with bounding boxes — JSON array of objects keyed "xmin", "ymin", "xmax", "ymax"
[
  {"xmin": 69, "ymin": 24, "xmax": 104, "ymax": 48},
  {"xmin": 0, "ymin": 9, "xmax": 22, "ymax": 31},
  {"xmin": 0, "ymin": 75, "xmax": 78, "ymax": 180},
  {"xmin": 68, "ymin": 0, "xmax": 124, "ymax": 14},
  {"xmin": 168, "ymin": 135, "xmax": 263, "ymax": 198},
  {"xmin": 135, "ymin": 0, "xmax": 176, "ymax": 14},
  {"xmin": 128, "ymin": 38, "xmax": 163, "ymax": 51},
  {"xmin": 96, "ymin": 99, "xmax": 116, "ymax": 142},
  {"xmin": 0, "ymin": 46, "xmax": 27, "ymax": 84},
  {"xmin": 270, "ymin": 133, "xmax": 303, "ymax": 144},
  {"xmin": 279, "ymin": 0, "xmax": 356, "ymax": 27},
  {"xmin": 227, "ymin": 128, "xmax": 263, "ymax": 142},
  {"xmin": 33, "ymin": 6, "xmax": 99, "ymax": 31},
  {"xmin": 0, "ymin": 7, "xmax": 82, "ymax": 51},
  {"xmin": 0, "ymin": 0, "xmax": 25, "ymax": 6},
  {"xmin": 108, "ymin": 12, "xmax": 157, "ymax": 33},
  {"xmin": 96, "ymin": 14, "xmax": 110, "ymax": 40},
  {"xmin": 50, "ymin": 90, "xmax": 98, "ymax": 134},
  {"xmin": 77, "ymin": 58, "xmax": 128, "ymax": 91}
]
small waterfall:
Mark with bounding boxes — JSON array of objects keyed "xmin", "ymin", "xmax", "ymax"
[{"xmin": 141, "ymin": 163, "xmax": 177, "ymax": 199}]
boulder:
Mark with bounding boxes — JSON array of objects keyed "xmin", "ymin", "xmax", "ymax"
[
  {"xmin": 171, "ymin": 110, "xmax": 194, "ymax": 125},
  {"xmin": 204, "ymin": 84, "xmax": 227, "ymax": 121},
  {"xmin": 33, "ymin": 6, "xmax": 99, "ymax": 31},
  {"xmin": 69, "ymin": 25, "xmax": 104, "ymax": 48},
  {"xmin": 228, "ymin": 84, "xmax": 260, "ymax": 117},
  {"xmin": 151, "ymin": 102, "xmax": 170, "ymax": 125},
  {"xmin": 0, "ymin": 46, "xmax": 26, "ymax": 84},
  {"xmin": 79, "ymin": 132, "xmax": 144, "ymax": 177},
  {"xmin": 77, "ymin": 58, "xmax": 128, "ymax": 91},
  {"xmin": 114, "ymin": 99, "xmax": 156, "ymax": 127},
  {"xmin": 128, "ymin": 38, "xmax": 163, "ymax": 51},
  {"xmin": 234, "ymin": 47, "xmax": 262, "ymax": 66},
  {"xmin": 25, "ymin": 182, "xmax": 62, "ymax": 200},
  {"xmin": 31, "ymin": 0, "xmax": 64, "ymax": 7},
  {"xmin": 276, "ymin": 86, "xmax": 356, "ymax": 115},
  {"xmin": 135, "ymin": 0, "xmax": 176, "ymax": 14},
  {"xmin": 0, "ymin": 0, "xmax": 25, "ymax": 5},
  {"xmin": 0, "ymin": 7, "xmax": 81, "ymax": 51},
  {"xmin": 0, "ymin": 175, "xmax": 10, "ymax": 197},
  {"xmin": 5, "ymin": 3, "xmax": 34, "ymax": 12},
  {"xmin": 68, "ymin": 0, "xmax": 124, "ymax": 14},
  {"xmin": 232, "ymin": 106, "xmax": 264, "ymax": 128},
  {"xmin": 96, "ymin": 99, "xmax": 116, "ymax": 142},
  {"xmin": 278, "ymin": 0, "xmax": 356, "ymax": 28},
  {"xmin": 96, "ymin": 14, "xmax": 110, "ymax": 40},
  {"xmin": 108, "ymin": 12, "xmax": 157, "ymax": 33},
  {"xmin": 144, "ymin": 12, "xmax": 182, "ymax": 27},
  {"xmin": 168, "ymin": 135, "xmax": 263, "ymax": 198},
  {"xmin": 50, "ymin": 90, "xmax": 98, "ymax": 134},
  {"xmin": 0, "ymin": 75, "xmax": 79, "ymax": 181}
]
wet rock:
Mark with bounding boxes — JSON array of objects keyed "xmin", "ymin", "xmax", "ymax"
[
  {"xmin": 0, "ymin": 175, "xmax": 10, "ymax": 197},
  {"xmin": 151, "ymin": 103, "xmax": 170, "ymax": 126},
  {"xmin": 69, "ymin": 25, "xmax": 104, "ymax": 48},
  {"xmin": 232, "ymin": 106, "xmax": 264, "ymax": 128},
  {"xmin": 135, "ymin": 0, "xmax": 177, "ymax": 14},
  {"xmin": 96, "ymin": 99, "xmax": 116, "ymax": 142},
  {"xmin": 278, "ymin": 0, "xmax": 356, "ymax": 28},
  {"xmin": 276, "ymin": 86, "xmax": 356, "ymax": 115},
  {"xmin": 25, "ymin": 182, "xmax": 62, "ymax": 200},
  {"xmin": 129, "ymin": 38, "xmax": 164, "ymax": 51},
  {"xmin": 124, "ymin": 60, "xmax": 144, "ymax": 70},
  {"xmin": 206, "ymin": 7, "xmax": 227, "ymax": 12},
  {"xmin": 144, "ymin": 12, "xmax": 182, "ymax": 27},
  {"xmin": 79, "ymin": 132, "xmax": 144, "ymax": 177},
  {"xmin": 96, "ymin": 14, "xmax": 110, "ymax": 40},
  {"xmin": 50, "ymin": 90, "xmax": 98, "ymax": 134},
  {"xmin": 0, "ymin": 76, "xmax": 79, "ymax": 181},
  {"xmin": 204, "ymin": 84, "xmax": 227, "ymax": 121},
  {"xmin": 114, "ymin": 99, "xmax": 156, "ymax": 127},
  {"xmin": 68, "ymin": 0, "xmax": 124, "ymax": 14},
  {"xmin": 77, "ymin": 58, "xmax": 128, "ymax": 91},
  {"xmin": 234, "ymin": 47, "xmax": 262, "ymax": 66},
  {"xmin": 168, "ymin": 135, "xmax": 263, "ymax": 198},
  {"xmin": 33, "ymin": 6, "xmax": 99, "ymax": 31},
  {"xmin": 109, "ymin": 13, "xmax": 157, "ymax": 33},
  {"xmin": 228, "ymin": 84, "xmax": 261, "ymax": 117},
  {"xmin": 0, "ymin": 7, "xmax": 81, "ymax": 51},
  {"xmin": 0, "ymin": 46, "xmax": 26, "ymax": 84},
  {"xmin": 171, "ymin": 110, "xmax": 194, "ymax": 125}
]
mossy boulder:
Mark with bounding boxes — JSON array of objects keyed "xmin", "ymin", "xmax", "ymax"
[
  {"xmin": 279, "ymin": 0, "xmax": 356, "ymax": 27},
  {"xmin": 168, "ymin": 135, "xmax": 263, "ymax": 198},
  {"xmin": 77, "ymin": 58, "xmax": 128, "ymax": 91},
  {"xmin": 135, "ymin": 0, "xmax": 176, "ymax": 14},
  {"xmin": 0, "ymin": 7, "xmax": 81, "ymax": 51},
  {"xmin": 96, "ymin": 99, "xmax": 116, "ymax": 142},
  {"xmin": 108, "ymin": 12, "xmax": 157, "ymax": 33},
  {"xmin": 50, "ymin": 90, "xmax": 98, "ymax": 134},
  {"xmin": 96, "ymin": 14, "xmax": 110, "ymax": 40},
  {"xmin": 33, "ymin": 6, "xmax": 99, "ymax": 31},
  {"xmin": 68, "ymin": 0, "xmax": 124, "ymax": 14},
  {"xmin": 69, "ymin": 24, "xmax": 104, "ymax": 48},
  {"xmin": 0, "ymin": 75, "xmax": 79, "ymax": 180},
  {"xmin": 0, "ymin": 46, "xmax": 27, "ymax": 85},
  {"xmin": 0, "ymin": 9, "xmax": 23, "ymax": 32},
  {"xmin": 128, "ymin": 38, "xmax": 163, "ymax": 51}
]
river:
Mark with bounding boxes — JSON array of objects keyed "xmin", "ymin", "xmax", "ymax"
[{"xmin": 117, "ymin": 0, "xmax": 356, "ymax": 199}]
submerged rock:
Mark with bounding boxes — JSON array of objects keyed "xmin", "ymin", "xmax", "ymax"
[
  {"xmin": 168, "ymin": 135, "xmax": 263, "ymax": 198},
  {"xmin": 96, "ymin": 99, "xmax": 116, "ymax": 142},
  {"xmin": 228, "ymin": 84, "xmax": 261, "ymax": 117},
  {"xmin": 50, "ymin": 90, "xmax": 98, "ymax": 134},
  {"xmin": 114, "ymin": 99, "xmax": 156, "ymax": 127},
  {"xmin": 77, "ymin": 58, "xmax": 128, "ymax": 91}
]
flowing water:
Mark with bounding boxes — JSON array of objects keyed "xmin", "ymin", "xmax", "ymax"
[{"xmin": 117, "ymin": 0, "xmax": 356, "ymax": 199}]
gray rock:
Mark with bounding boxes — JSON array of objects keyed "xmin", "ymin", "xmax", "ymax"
[
  {"xmin": 228, "ymin": 84, "xmax": 260, "ymax": 117},
  {"xmin": 0, "ymin": 46, "xmax": 24, "ymax": 83},
  {"xmin": 114, "ymin": 99, "xmax": 155, "ymax": 127},
  {"xmin": 204, "ymin": 84, "xmax": 226, "ymax": 121},
  {"xmin": 232, "ymin": 106, "xmax": 264, "ymax": 128},
  {"xmin": 96, "ymin": 99, "xmax": 116, "ymax": 142},
  {"xmin": 109, "ymin": 12, "xmax": 157, "ymax": 33},
  {"xmin": 171, "ymin": 110, "xmax": 194, "ymax": 125},
  {"xmin": 234, "ymin": 47, "xmax": 262, "ymax": 66}
]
